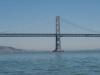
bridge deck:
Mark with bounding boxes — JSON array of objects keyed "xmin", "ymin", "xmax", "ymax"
[{"xmin": 0, "ymin": 33, "xmax": 100, "ymax": 37}]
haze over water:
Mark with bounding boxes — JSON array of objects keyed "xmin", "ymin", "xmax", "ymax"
[{"xmin": 0, "ymin": 52, "xmax": 100, "ymax": 75}]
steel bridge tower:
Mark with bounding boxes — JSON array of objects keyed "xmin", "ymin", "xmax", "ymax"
[{"xmin": 53, "ymin": 16, "xmax": 64, "ymax": 52}]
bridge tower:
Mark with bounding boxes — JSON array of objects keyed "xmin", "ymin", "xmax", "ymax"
[{"xmin": 53, "ymin": 16, "xmax": 64, "ymax": 52}]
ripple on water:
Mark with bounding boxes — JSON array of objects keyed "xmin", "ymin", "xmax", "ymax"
[{"xmin": 0, "ymin": 52, "xmax": 100, "ymax": 75}]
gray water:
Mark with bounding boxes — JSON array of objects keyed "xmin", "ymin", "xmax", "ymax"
[{"xmin": 0, "ymin": 52, "xmax": 100, "ymax": 75}]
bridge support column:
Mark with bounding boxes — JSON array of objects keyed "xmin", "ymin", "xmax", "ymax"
[{"xmin": 53, "ymin": 16, "xmax": 64, "ymax": 52}]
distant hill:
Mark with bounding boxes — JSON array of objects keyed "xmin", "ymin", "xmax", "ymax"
[
  {"xmin": 0, "ymin": 46, "xmax": 100, "ymax": 53},
  {"xmin": 0, "ymin": 46, "xmax": 25, "ymax": 53}
]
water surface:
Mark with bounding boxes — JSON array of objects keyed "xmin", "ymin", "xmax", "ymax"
[{"xmin": 0, "ymin": 52, "xmax": 100, "ymax": 75}]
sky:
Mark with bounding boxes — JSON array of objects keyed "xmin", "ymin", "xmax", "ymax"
[{"xmin": 0, "ymin": 0, "xmax": 100, "ymax": 51}]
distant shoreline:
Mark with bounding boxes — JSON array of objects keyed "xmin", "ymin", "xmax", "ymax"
[{"xmin": 0, "ymin": 46, "xmax": 100, "ymax": 53}]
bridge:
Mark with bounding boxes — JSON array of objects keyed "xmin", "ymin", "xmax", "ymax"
[{"xmin": 0, "ymin": 16, "xmax": 100, "ymax": 52}]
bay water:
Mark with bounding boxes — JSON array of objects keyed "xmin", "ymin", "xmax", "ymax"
[{"xmin": 0, "ymin": 52, "xmax": 100, "ymax": 75}]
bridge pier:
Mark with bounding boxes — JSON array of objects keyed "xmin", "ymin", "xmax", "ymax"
[{"xmin": 53, "ymin": 16, "xmax": 64, "ymax": 52}]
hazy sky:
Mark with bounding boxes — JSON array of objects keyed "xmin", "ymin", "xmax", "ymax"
[{"xmin": 0, "ymin": 0, "xmax": 100, "ymax": 51}]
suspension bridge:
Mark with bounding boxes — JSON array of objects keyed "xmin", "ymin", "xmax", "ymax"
[{"xmin": 0, "ymin": 16, "xmax": 100, "ymax": 52}]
